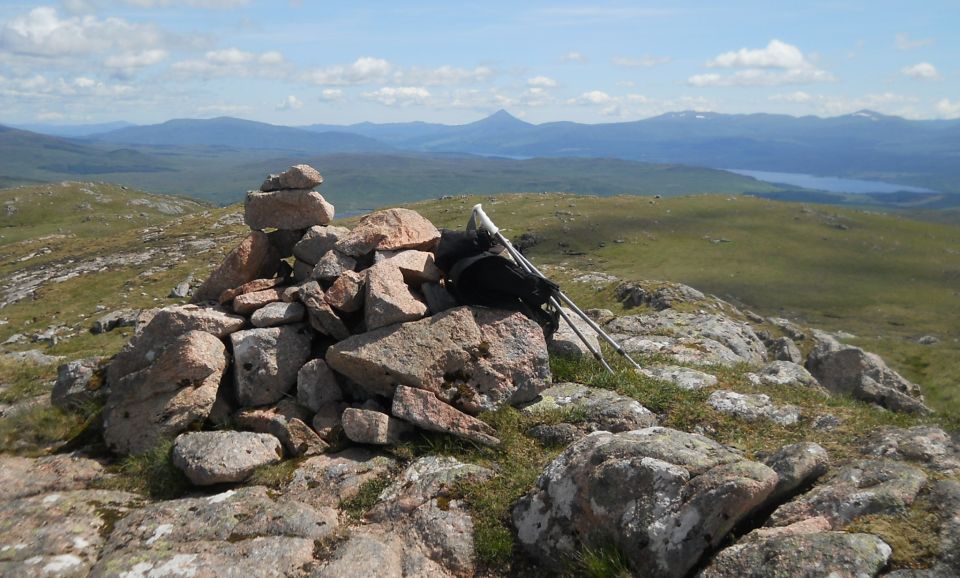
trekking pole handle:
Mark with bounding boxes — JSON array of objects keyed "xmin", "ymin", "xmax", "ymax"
[{"xmin": 471, "ymin": 204, "xmax": 499, "ymax": 235}]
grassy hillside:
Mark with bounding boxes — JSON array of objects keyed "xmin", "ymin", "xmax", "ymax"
[
  {"xmin": 0, "ymin": 181, "xmax": 207, "ymax": 245},
  {"xmin": 0, "ymin": 183, "xmax": 242, "ymax": 363},
  {"xmin": 410, "ymin": 193, "xmax": 960, "ymax": 415},
  {"xmin": 0, "ymin": 184, "xmax": 957, "ymax": 418}
]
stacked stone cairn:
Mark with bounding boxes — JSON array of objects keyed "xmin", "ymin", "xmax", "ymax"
[{"xmin": 101, "ymin": 164, "xmax": 550, "ymax": 484}]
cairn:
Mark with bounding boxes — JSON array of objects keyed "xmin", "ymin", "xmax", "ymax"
[{"xmin": 99, "ymin": 164, "xmax": 551, "ymax": 483}]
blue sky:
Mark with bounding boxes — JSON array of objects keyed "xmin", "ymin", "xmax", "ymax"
[{"xmin": 0, "ymin": 1, "xmax": 957, "ymax": 125}]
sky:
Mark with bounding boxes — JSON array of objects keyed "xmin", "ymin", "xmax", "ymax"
[{"xmin": 0, "ymin": 1, "xmax": 957, "ymax": 126}]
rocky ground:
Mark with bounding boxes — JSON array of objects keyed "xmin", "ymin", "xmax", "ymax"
[{"xmin": 0, "ymin": 168, "xmax": 958, "ymax": 577}]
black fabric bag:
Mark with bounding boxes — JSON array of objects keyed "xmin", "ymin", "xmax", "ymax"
[{"xmin": 435, "ymin": 229, "xmax": 560, "ymax": 337}]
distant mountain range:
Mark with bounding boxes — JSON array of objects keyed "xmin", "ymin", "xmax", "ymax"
[
  {"xmin": 3, "ymin": 109, "xmax": 959, "ymax": 208},
  {"xmin": 9, "ymin": 121, "xmax": 136, "ymax": 138},
  {"xmin": 33, "ymin": 109, "xmax": 954, "ymax": 194}
]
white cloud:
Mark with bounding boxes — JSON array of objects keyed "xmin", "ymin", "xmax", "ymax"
[
  {"xmin": 527, "ymin": 76, "xmax": 557, "ymax": 88},
  {"xmin": 65, "ymin": 0, "xmax": 250, "ymax": 10},
  {"xmin": 691, "ymin": 39, "xmax": 833, "ymax": 87},
  {"xmin": 105, "ymin": 49, "xmax": 168, "ymax": 70},
  {"xmin": 612, "ymin": 55, "xmax": 671, "ymax": 68},
  {"xmin": 319, "ymin": 88, "xmax": 344, "ymax": 102},
  {"xmin": 276, "ymin": 95, "xmax": 302, "ymax": 111},
  {"xmin": 895, "ymin": 33, "xmax": 934, "ymax": 51},
  {"xmin": 769, "ymin": 91, "xmax": 813, "ymax": 103},
  {"xmin": 936, "ymin": 98, "xmax": 960, "ymax": 119},
  {"xmin": 303, "ymin": 57, "xmax": 392, "ymax": 85},
  {"xmin": 362, "ymin": 86, "xmax": 431, "ymax": 106},
  {"xmin": 568, "ymin": 90, "xmax": 614, "ymax": 106},
  {"xmin": 517, "ymin": 87, "xmax": 554, "ymax": 107},
  {"xmin": 0, "ymin": 6, "xmax": 163, "ymax": 58},
  {"xmin": 707, "ymin": 39, "xmax": 813, "ymax": 69},
  {"xmin": 399, "ymin": 65, "xmax": 494, "ymax": 86},
  {"xmin": 104, "ymin": 49, "xmax": 168, "ymax": 78},
  {"xmin": 562, "ymin": 51, "xmax": 586, "ymax": 63},
  {"xmin": 124, "ymin": 0, "xmax": 250, "ymax": 7},
  {"xmin": 902, "ymin": 62, "xmax": 941, "ymax": 81},
  {"xmin": 565, "ymin": 90, "xmax": 691, "ymax": 118},
  {"xmin": 688, "ymin": 68, "xmax": 834, "ymax": 87},
  {"xmin": 566, "ymin": 90, "xmax": 622, "ymax": 115},
  {"xmin": 171, "ymin": 48, "xmax": 287, "ymax": 79},
  {"xmin": 0, "ymin": 73, "xmax": 135, "ymax": 99}
]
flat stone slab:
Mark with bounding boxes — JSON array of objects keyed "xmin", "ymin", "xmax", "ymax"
[
  {"xmin": 369, "ymin": 456, "xmax": 494, "ymax": 521},
  {"xmin": 767, "ymin": 459, "xmax": 928, "ymax": 530},
  {"xmin": 747, "ymin": 360, "xmax": 821, "ymax": 389},
  {"xmin": 708, "ymin": 390, "xmax": 802, "ymax": 426},
  {"xmin": 642, "ymin": 364, "xmax": 718, "ymax": 390},
  {"xmin": 701, "ymin": 531, "xmax": 892, "ymax": 578},
  {"xmin": 91, "ymin": 486, "xmax": 333, "ymax": 577},
  {"xmin": 861, "ymin": 425, "xmax": 960, "ymax": 474},
  {"xmin": 608, "ymin": 309, "xmax": 767, "ymax": 365},
  {"xmin": 0, "ymin": 454, "xmax": 107, "ymax": 501},
  {"xmin": 283, "ymin": 449, "xmax": 396, "ymax": 510},
  {"xmin": 519, "ymin": 382, "xmax": 657, "ymax": 432},
  {"xmin": 0, "ymin": 490, "xmax": 140, "ymax": 578}
]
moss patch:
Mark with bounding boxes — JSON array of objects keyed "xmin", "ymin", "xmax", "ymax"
[{"xmin": 847, "ymin": 495, "xmax": 943, "ymax": 570}]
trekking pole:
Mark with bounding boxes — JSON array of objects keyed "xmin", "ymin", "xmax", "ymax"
[{"xmin": 471, "ymin": 204, "xmax": 643, "ymax": 372}]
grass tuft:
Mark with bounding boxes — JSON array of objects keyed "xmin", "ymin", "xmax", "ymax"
[
  {"xmin": 569, "ymin": 543, "xmax": 634, "ymax": 578},
  {"xmin": 0, "ymin": 404, "xmax": 89, "ymax": 455},
  {"xmin": 248, "ymin": 458, "xmax": 301, "ymax": 489},
  {"xmin": 96, "ymin": 438, "xmax": 191, "ymax": 500},
  {"xmin": 339, "ymin": 473, "xmax": 394, "ymax": 522}
]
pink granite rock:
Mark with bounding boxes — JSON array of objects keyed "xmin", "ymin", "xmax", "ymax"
[
  {"xmin": 325, "ymin": 270, "xmax": 365, "ymax": 313},
  {"xmin": 327, "ymin": 306, "xmax": 549, "ymax": 412},
  {"xmin": 233, "ymin": 287, "xmax": 285, "ymax": 315},
  {"xmin": 392, "ymin": 386, "xmax": 499, "ymax": 446},
  {"xmin": 193, "ymin": 232, "xmax": 280, "ymax": 303},
  {"xmin": 364, "ymin": 261, "xmax": 428, "ymax": 331},
  {"xmin": 342, "ymin": 408, "xmax": 412, "ymax": 445},
  {"xmin": 103, "ymin": 330, "xmax": 228, "ymax": 455},
  {"xmin": 245, "ymin": 189, "xmax": 335, "ymax": 231},
  {"xmin": 335, "ymin": 208, "xmax": 439, "ymax": 257},
  {"xmin": 261, "ymin": 164, "xmax": 324, "ymax": 192},
  {"xmin": 375, "ymin": 250, "xmax": 442, "ymax": 284}
]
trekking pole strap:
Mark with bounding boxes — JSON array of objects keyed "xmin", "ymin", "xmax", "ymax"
[{"xmin": 471, "ymin": 204, "xmax": 499, "ymax": 235}]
